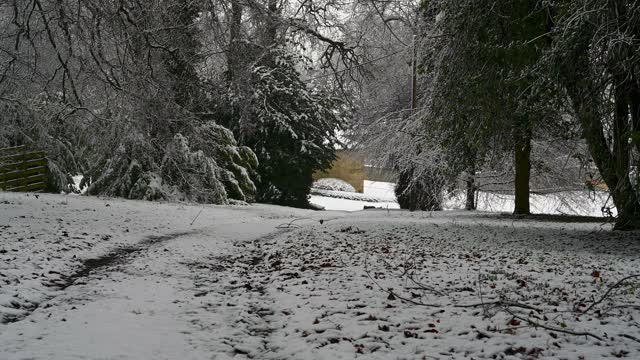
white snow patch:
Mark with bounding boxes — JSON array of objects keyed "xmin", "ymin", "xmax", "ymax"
[
  {"xmin": 1, "ymin": 192, "xmax": 638, "ymax": 360},
  {"xmin": 313, "ymin": 178, "xmax": 356, "ymax": 193},
  {"xmin": 363, "ymin": 180, "xmax": 396, "ymax": 199},
  {"xmin": 309, "ymin": 195, "xmax": 400, "ymax": 212},
  {"xmin": 445, "ymin": 190, "xmax": 616, "ymax": 217},
  {"xmin": 310, "ymin": 181, "xmax": 399, "ymax": 211}
]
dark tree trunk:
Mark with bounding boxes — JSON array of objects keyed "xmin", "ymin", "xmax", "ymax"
[
  {"xmin": 266, "ymin": 0, "xmax": 278, "ymax": 46},
  {"xmin": 610, "ymin": 74, "xmax": 640, "ymax": 229},
  {"xmin": 630, "ymin": 75, "xmax": 640, "ymax": 155},
  {"xmin": 465, "ymin": 168, "xmax": 476, "ymax": 210},
  {"xmin": 606, "ymin": 0, "xmax": 640, "ymax": 229},
  {"xmin": 227, "ymin": 1, "xmax": 243, "ymax": 83},
  {"xmin": 559, "ymin": 41, "xmax": 640, "ymax": 229},
  {"xmin": 164, "ymin": 0, "xmax": 202, "ymax": 112},
  {"xmin": 513, "ymin": 121, "xmax": 531, "ymax": 215}
]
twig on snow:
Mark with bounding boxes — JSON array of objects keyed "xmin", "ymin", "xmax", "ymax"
[
  {"xmin": 455, "ymin": 300, "xmax": 542, "ymax": 313},
  {"xmin": 584, "ymin": 274, "xmax": 640, "ymax": 314},
  {"xmin": 406, "ymin": 271, "xmax": 446, "ymax": 297},
  {"xmin": 503, "ymin": 307, "xmax": 605, "ymax": 341},
  {"xmin": 606, "ymin": 304, "xmax": 640, "ymax": 312},
  {"xmin": 276, "ymin": 217, "xmax": 311, "ymax": 229},
  {"xmin": 364, "ymin": 253, "xmax": 442, "ymax": 308},
  {"xmin": 379, "ymin": 256, "xmax": 445, "ymax": 296},
  {"xmin": 619, "ymin": 333, "xmax": 640, "ymax": 343},
  {"xmin": 190, "ymin": 208, "xmax": 204, "ymax": 226}
]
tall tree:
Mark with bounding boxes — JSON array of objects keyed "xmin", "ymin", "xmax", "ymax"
[
  {"xmin": 1, "ymin": 0, "xmax": 258, "ymax": 202},
  {"xmin": 546, "ymin": 0, "xmax": 640, "ymax": 228},
  {"xmin": 213, "ymin": 0, "xmax": 347, "ymax": 207},
  {"xmin": 427, "ymin": 0, "xmax": 554, "ymax": 215}
]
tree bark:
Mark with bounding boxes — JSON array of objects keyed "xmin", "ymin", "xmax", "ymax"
[
  {"xmin": 265, "ymin": 0, "xmax": 278, "ymax": 47},
  {"xmin": 465, "ymin": 168, "xmax": 476, "ymax": 211},
  {"xmin": 513, "ymin": 120, "xmax": 531, "ymax": 215},
  {"xmin": 227, "ymin": 1, "xmax": 243, "ymax": 83},
  {"xmin": 630, "ymin": 75, "xmax": 640, "ymax": 155},
  {"xmin": 559, "ymin": 43, "xmax": 640, "ymax": 229}
]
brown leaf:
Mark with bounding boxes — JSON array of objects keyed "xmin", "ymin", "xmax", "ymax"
[{"xmin": 507, "ymin": 318, "xmax": 521, "ymax": 326}]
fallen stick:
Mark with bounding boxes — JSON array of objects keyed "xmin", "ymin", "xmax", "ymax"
[
  {"xmin": 364, "ymin": 254, "xmax": 441, "ymax": 308},
  {"xmin": 455, "ymin": 300, "xmax": 542, "ymax": 313},
  {"xmin": 190, "ymin": 208, "xmax": 204, "ymax": 226},
  {"xmin": 619, "ymin": 333, "xmax": 640, "ymax": 343},
  {"xmin": 503, "ymin": 308, "xmax": 604, "ymax": 341},
  {"xmin": 584, "ymin": 274, "xmax": 640, "ymax": 314}
]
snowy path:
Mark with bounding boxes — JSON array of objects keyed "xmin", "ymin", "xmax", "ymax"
[
  {"xmin": 2, "ymin": 229, "xmax": 257, "ymax": 358},
  {"xmin": 0, "ymin": 193, "xmax": 333, "ymax": 359},
  {"xmin": 2, "ymin": 193, "xmax": 640, "ymax": 359}
]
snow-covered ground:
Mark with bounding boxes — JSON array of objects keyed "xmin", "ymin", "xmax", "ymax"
[
  {"xmin": 0, "ymin": 192, "xmax": 328, "ymax": 359},
  {"xmin": 1, "ymin": 191, "xmax": 639, "ymax": 359},
  {"xmin": 308, "ymin": 195, "xmax": 400, "ymax": 212},
  {"xmin": 312, "ymin": 178, "xmax": 357, "ymax": 193},
  {"xmin": 362, "ymin": 181, "xmax": 396, "ymax": 199},
  {"xmin": 310, "ymin": 181, "xmax": 400, "ymax": 211},
  {"xmin": 445, "ymin": 191, "xmax": 615, "ymax": 218},
  {"xmin": 312, "ymin": 180, "xmax": 613, "ymax": 219}
]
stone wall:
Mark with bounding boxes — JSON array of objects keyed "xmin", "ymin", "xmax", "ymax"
[{"xmin": 313, "ymin": 150, "xmax": 365, "ymax": 193}]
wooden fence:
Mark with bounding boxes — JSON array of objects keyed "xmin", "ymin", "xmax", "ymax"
[{"xmin": 0, "ymin": 145, "xmax": 47, "ymax": 192}]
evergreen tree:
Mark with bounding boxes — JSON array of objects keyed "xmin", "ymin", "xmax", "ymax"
[
  {"xmin": 230, "ymin": 48, "xmax": 344, "ymax": 207},
  {"xmin": 220, "ymin": 0, "xmax": 346, "ymax": 208}
]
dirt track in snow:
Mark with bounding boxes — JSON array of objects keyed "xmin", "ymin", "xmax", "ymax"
[{"xmin": 2, "ymin": 192, "xmax": 640, "ymax": 359}]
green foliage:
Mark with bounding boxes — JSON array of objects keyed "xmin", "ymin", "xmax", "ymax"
[
  {"xmin": 161, "ymin": 133, "xmax": 228, "ymax": 203},
  {"xmin": 87, "ymin": 130, "xmax": 162, "ymax": 200},
  {"xmin": 189, "ymin": 122, "xmax": 258, "ymax": 202},
  {"xmin": 420, "ymin": 0, "xmax": 640, "ymax": 226},
  {"xmin": 427, "ymin": 0, "xmax": 550, "ymax": 156},
  {"xmin": 161, "ymin": 0, "xmax": 206, "ymax": 111},
  {"xmin": 631, "ymin": 132, "xmax": 640, "ymax": 147},
  {"xmin": 541, "ymin": 0, "xmax": 640, "ymax": 228},
  {"xmin": 395, "ymin": 166, "xmax": 445, "ymax": 211},
  {"xmin": 232, "ymin": 48, "xmax": 344, "ymax": 207}
]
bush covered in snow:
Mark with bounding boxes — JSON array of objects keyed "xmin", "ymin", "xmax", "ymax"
[
  {"xmin": 312, "ymin": 178, "xmax": 356, "ymax": 193},
  {"xmin": 0, "ymin": 1, "xmax": 258, "ymax": 205},
  {"xmin": 87, "ymin": 116, "xmax": 257, "ymax": 204}
]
